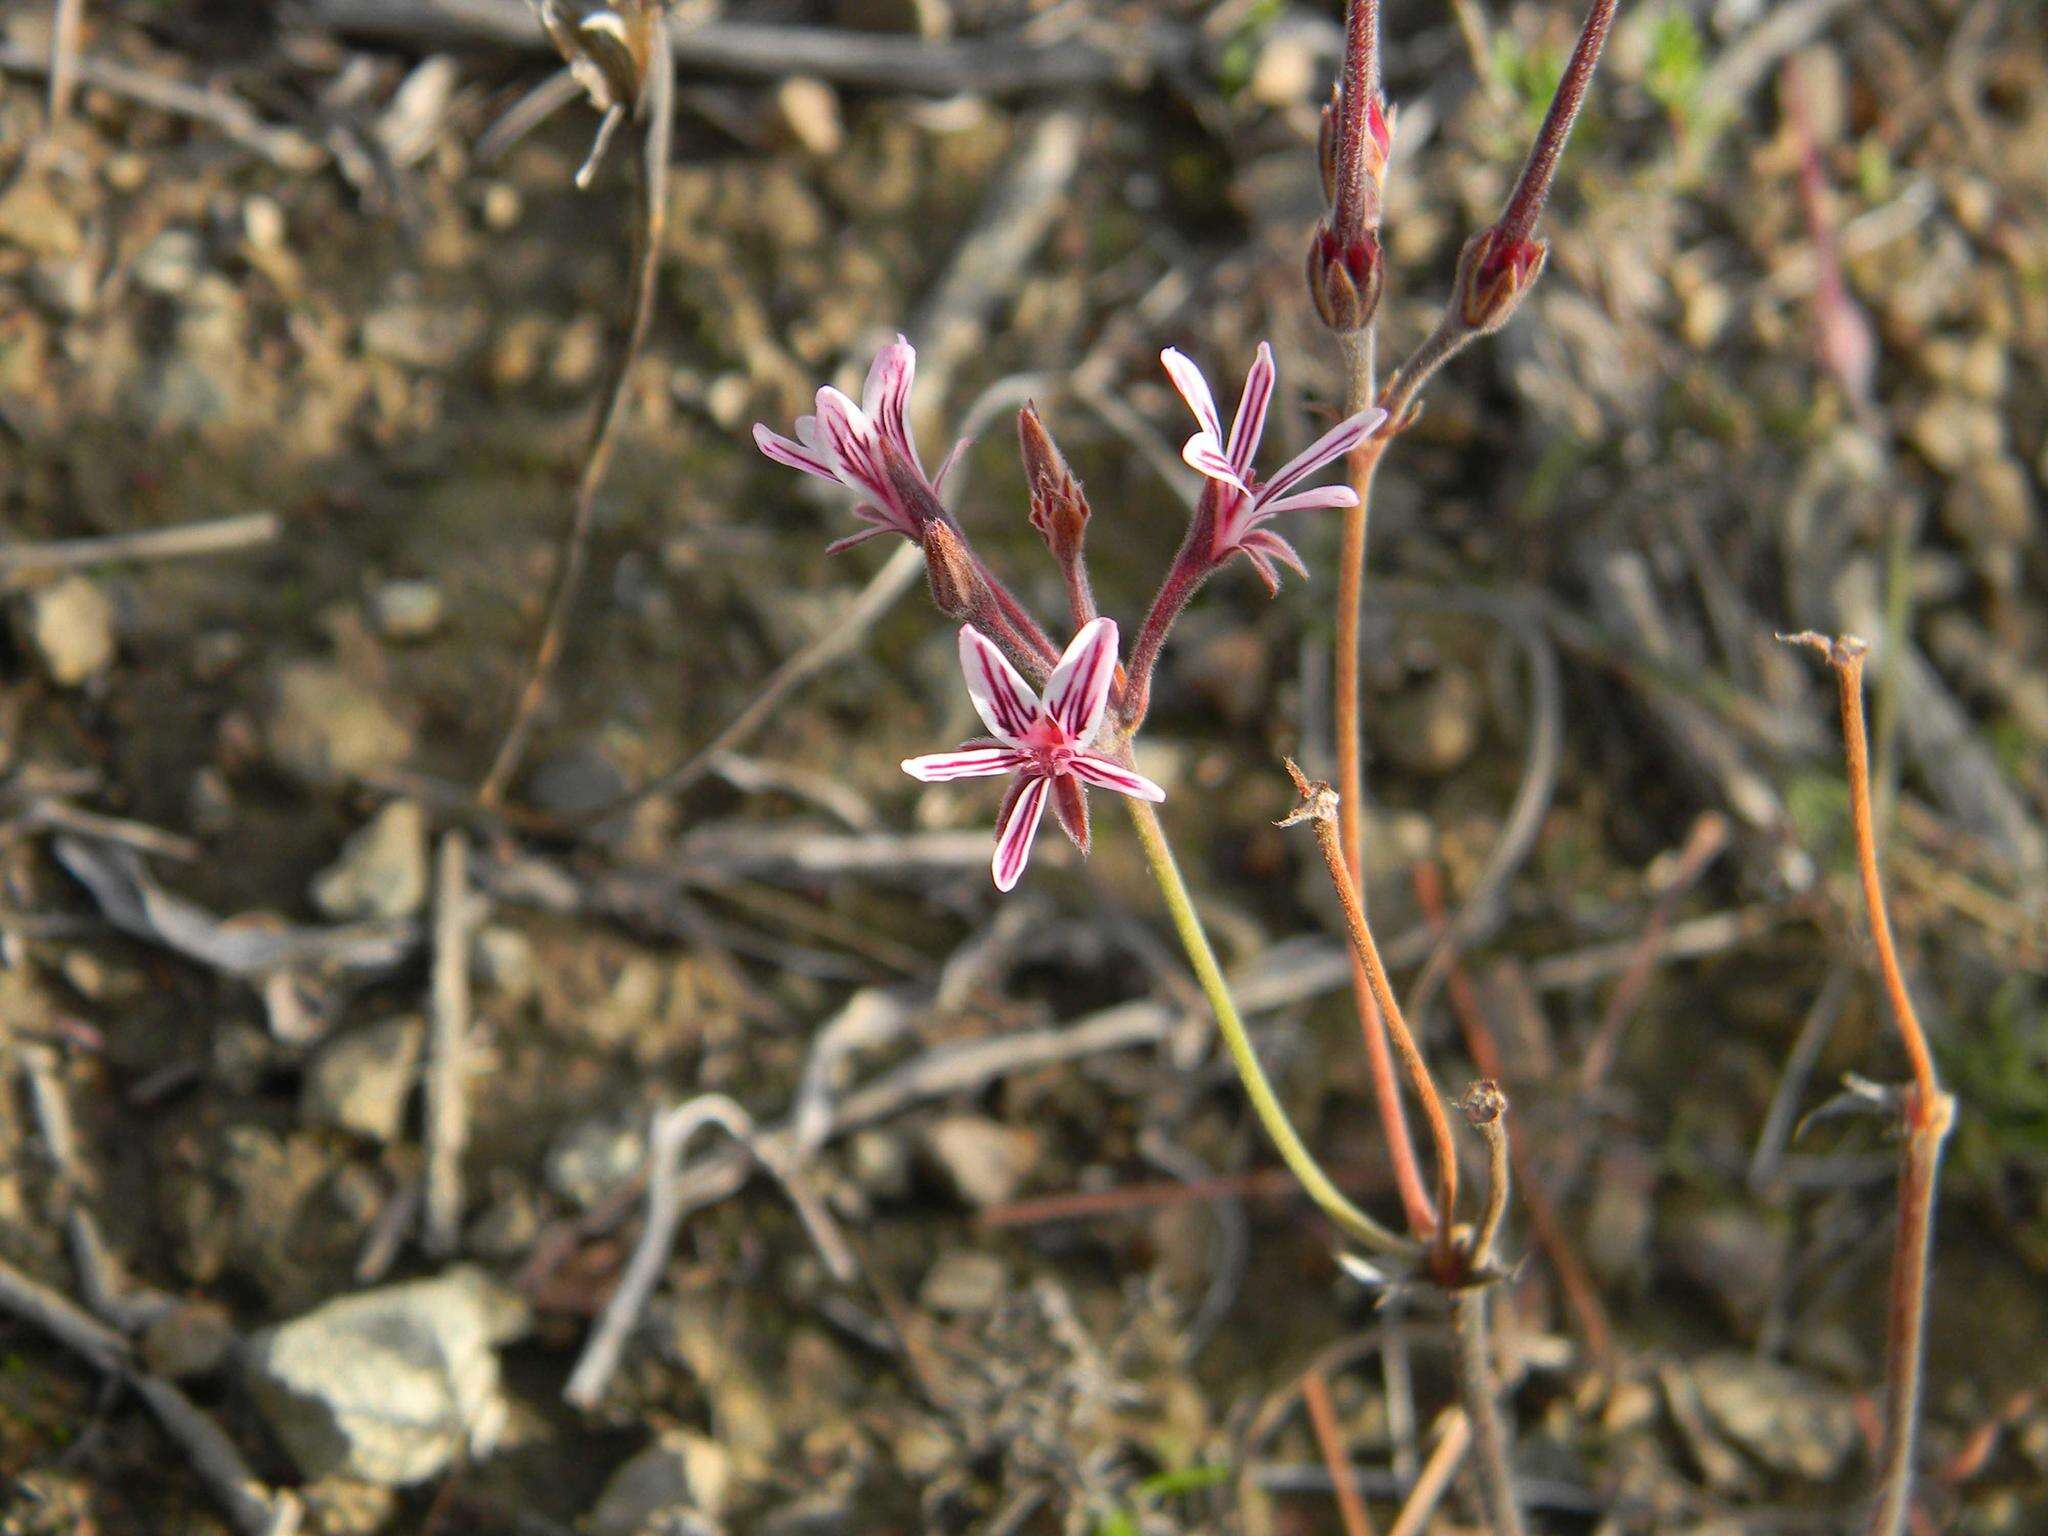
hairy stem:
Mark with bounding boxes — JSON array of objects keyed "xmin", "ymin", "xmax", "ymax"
[
  {"xmin": 1334, "ymin": 347, "xmax": 1437, "ymax": 1241},
  {"xmin": 1287, "ymin": 765, "xmax": 1460, "ymax": 1261},
  {"xmin": 1123, "ymin": 792, "xmax": 1413, "ymax": 1258},
  {"xmin": 1452, "ymin": 1289, "xmax": 1526, "ymax": 1536},
  {"xmin": 1789, "ymin": 633, "xmax": 1955, "ymax": 1536}
]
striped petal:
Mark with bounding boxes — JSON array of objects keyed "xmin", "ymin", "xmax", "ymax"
[
  {"xmin": 901, "ymin": 747, "xmax": 1029, "ymax": 782},
  {"xmin": 957, "ymin": 626, "xmax": 1044, "ymax": 747},
  {"xmin": 1182, "ymin": 433, "xmax": 1248, "ymax": 491},
  {"xmin": 1040, "ymin": 616, "xmax": 1119, "ymax": 745},
  {"xmin": 1161, "ymin": 348, "xmax": 1224, "ymax": 445},
  {"xmin": 1256, "ymin": 484, "xmax": 1359, "ymax": 517},
  {"xmin": 753, "ymin": 423, "xmax": 838, "ymax": 481},
  {"xmin": 1225, "ymin": 341, "xmax": 1276, "ymax": 478},
  {"xmin": 1255, "ymin": 407, "xmax": 1383, "ymax": 507},
  {"xmin": 1068, "ymin": 753, "xmax": 1165, "ymax": 802},
  {"xmin": 862, "ymin": 335, "xmax": 920, "ymax": 475},
  {"xmin": 814, "ymin": 386, "xmax": 886, "ymax": 497},
  {"xmin": 992, "ymin": 775, "xmax": 1050, "ymax": 891}
]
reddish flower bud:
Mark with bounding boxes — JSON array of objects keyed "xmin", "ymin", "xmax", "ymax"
[
  {"xmin": 1452, "ymin": 226, "xmax": 1547, "ymax": 335},
  {"xmin": 1307, "ymin": 221, "xmax": 1385, "ymax": 334},
  {"xmin": 1018, "ymin": 404, "xmax": 1089, "ymax": 566},
  {"xmin": 922, "ymin": 521, "xmax": 979, "ymax": 620}
]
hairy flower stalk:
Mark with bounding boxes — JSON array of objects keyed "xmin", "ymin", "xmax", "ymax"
[{"xmin": 1784, "ymin": 633, "xmax": 1956, "ymax": 1536}]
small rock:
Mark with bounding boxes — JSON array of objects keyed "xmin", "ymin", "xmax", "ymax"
[
  {"xmin": 242, "ymin": 196, "xmax": 288, "ymax": 255},
  {"xmin": 526, "ymin": 746, "xmax": 628, "ymax": 817},
  {"xmin": 1249, "ymin": 23, "xmax": 1319, "ymax": 107},
  {"xmin": 243, "ymin": 1269, "xmax": 522, "ymax": 1486},
  {"xmin": 588, "ymin": 1430, "xmax": 734, "ymax": 1536},
  {"xmin": 848, "ymin": 1129, "xmax": 912, "ymax": 1202},
  {"xmin": 1940, "ymin": 454, "xmax": 2034, "ymax": 554},
  {"xmin": 265, "ymin": 662, "xmax": 415, "ymax": 786},
  {"xmin": 918, "ymin": 1250, "xmax": 1006, "ymax": 1315},
  {"xmin": 920, "ymin": 1116, "xmax": 1040, "ymax": 1208},
  {"xmin": 311, "ymin": 800, "xmax": 429, "ymax": 921},
  {"xmin": 1908, "ymin": 393, "xmax": 2004, "ymax": 471},
  {"xmin": 18, "ymin": 576, "xmax": 117, "ymax": 686},
  {"xmin": 362, "ymin": 302, "xmax": 483, "ymax": 371},
  {"xmin": 28, "ymin": 255, "xmax": 96, "ymax": 316},
  {"xmin": 134, "ymin": 229, "xmax": 207, "ymax": 297},
  {"xmin": 774, "ymin": 78, "xmax": 843, "ymax": 156},
  {"xmin": 1689, "ymin": 1353, "xmax": 1857, "ymax": 1481},
  {"xmin": 471, "ymin": 925, "xmax": 536, "ymax": 1001},
  {"xmin": 546, "ymin": 1115, "xmax": 646, "ymax": 1208},
  {"xmin": 1664, "ymin": 1202, "xmax": 1787, "ymax": 1336},
  {"xmin": 300, "ymin": 1477, "xmax": 399, "ymax": 1536},
  {"xmin": 549, "ymin": 312, "xmax": 606, "ymax": 390},
  {"xmin": 300, "ymin": 1016, "xmax": 424, "ymax": 1143},
  {"xmin": 140, "ymin": 1299, "xmax": 238, "ymax": 1379},
  {"xmin": 1380, "ymin": 667, "xmax": 1483, "ymax": 776},
  {"xmin": 0, "ymin": 178, "xmax": 83, "ymax": 256},
  {"xmin": 368, "ymin": 579, "xmax": 445, "ymax": 641}
]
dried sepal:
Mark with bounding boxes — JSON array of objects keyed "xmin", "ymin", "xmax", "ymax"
[{"xmin": 1019, "ymin": 404, "xmax": 1089, "ymax": 567}]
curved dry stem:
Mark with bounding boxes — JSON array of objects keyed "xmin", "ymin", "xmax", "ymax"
[{"xmin": 479, "ymin": 43, "xmax": 675, "ymax": 806}]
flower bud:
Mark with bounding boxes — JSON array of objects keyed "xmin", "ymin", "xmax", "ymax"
[
  {"xmin": 1306, "ymin": 221, "xmax": 1385, "ymax": 334},
  {"xmin": 922, "ymin": 522, "xmax": 978, "ymax": 620},
  {"xmin": 1451, "ymin": 226, "xmax": 1547, "ymax": 336},
  {"xmin": 1018, "ymin": 404, "xmax": 1089, "ymax": 568}
]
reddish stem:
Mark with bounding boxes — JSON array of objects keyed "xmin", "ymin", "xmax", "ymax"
[{"xmin": 1495, "ymin": 0, "xmax": 1618, "ymax": 247}]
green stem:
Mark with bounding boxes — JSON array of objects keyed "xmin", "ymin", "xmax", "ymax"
[{"xmin": 1123, "ymin": 795, "xmax": 1414, "ymax": 1258}]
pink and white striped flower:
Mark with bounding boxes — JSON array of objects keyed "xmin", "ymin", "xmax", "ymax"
[
  {"xmin": 903, "ymin": 617, "xmax": 1165, "ymax": 891},
  {"xmin": 753, "ymin": 335, "xmax": 967, "ymax": 553},
  {"xmin": 1160, "ymin": 342, "xmax": 1384, "ymax": 590}
]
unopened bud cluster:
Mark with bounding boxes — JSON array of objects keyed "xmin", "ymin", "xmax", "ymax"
[{"xmin": 1308, "ymin": 53, "xmax": 1394, "ymax": 335}]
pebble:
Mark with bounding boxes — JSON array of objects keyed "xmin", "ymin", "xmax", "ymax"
[
  {"xmin": 28, "ymin": 255, "xmax": 96, "ymax": 317},
  {"xmin": 299, "ymin": 1478, "xmax": 398, "ymax": 1536},
  {"xmin": 471, "ymin": 925, "xmax": 537, "ymax": 1001},
  {"xmin": 917, "ymin": 1250, "xmax": 1007, "ymax": 1315},
  {"xmin": 134, "ymin": 229, "xmax": 206, "ymax": 297},
  {"xmin": 139, "ymin": 1299, "xmax": 238, "ymax": 1379},
  {"xmin": 300, "ymin": 1016, "xmax": 424, "ymax": 1143},
  {"xmin": 311, "ymin": 800, "xmax": 429, "ymax": 921},
  {"xmin": 1908, "ymin": 393, "xmax": 2004, "ymax": 471},
  {"xmin": 264, "ymin": 661, "xmax": 415, "ymax": 786},
  {"xmin": 361, "ymin": 302, "xmax": 483, "ymax": 371},
  {"xmin": 588, "ymin": 1430, "xmax": 734, "ymax": 1536},
  {"xmin": 243, "ymin": 1269, "xmax": 524, "ymax": 1485},
  {"xmin": 774, "ymin": 78, "xmax": 844, "ymax": 157},
  {"xmin": 546, "ymin": 1114, "xmax": 647, "ymax": 1209},
  {"xmin": 1379, "ymin": 667, "xmax": 1483, "ymax": 776},
  {"xmin": 1688, "ymin": 1353, "xmax": 1856, "ymax": 1481},
  {"xmin": 919, "ymin": 1116, "xmax": 1041, "ymax": 1209},
  {"xmin": 368, "ymin": 579, "xmax": 445, "ymax": 641},
  {"xmin": 18, "ymin": 575, "xmax": 117, "ymax": 686},
  {"xmin": 527, "ymin": 746, "xmax": 629, "ymax": 817}
]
